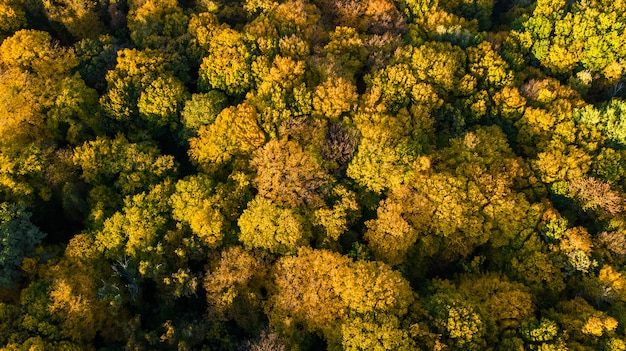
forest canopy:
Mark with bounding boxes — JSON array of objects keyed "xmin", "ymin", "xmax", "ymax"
[{"xmin": 1, "ymin": 0, "xmax": 626, "ymax": 350}]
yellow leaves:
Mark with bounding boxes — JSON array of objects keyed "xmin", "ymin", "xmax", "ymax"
[
  {"xmin": 0, "ymin": 30, "xmax": 78, "ymax": 77},
  {"xmin": 312, "ymin": 185, "xmax": 359, "ymax": 242},
  {"xmin": 250, "ymin": 139, "xmax": 328, "ymax": 208},
  {"xmin": 269, "ymin": 248, "xmax": 414, "ymax": 342},
  {"xmin": 533, "ymin": 143, "xmax": 592, "ymax": 183},
  {"xmin": 64, "ymin": 234, "xmax": 98, "ymax": 261},
  {"xmin": 204, "ymin": 246, "xmax": 267, "ymax": 315},
  {"xmin": 258, "ymin": 56, "xmax": 305, "ymax": 94},
  {"xmin": 364, "ymin": 190, "xmax": 423, "ymax": 265},
  {"xmin": 581, "ymin": 316, "xmax": 617, "ymax": 336},
  {"xmin": 340, "ymin": 314, "xmax": 416, "ymax": 351},
  {"xmin": 49, "ymin": 279, "xmax": 86, "ymax": 315},
  {"xmin": 196, "ymin": 25, "xmax": 255, "ymax": 95},
  {"xmin": 347, "ymin": 140, "xmax": 413, "ymax": 193},
  {"xmin": 137, "ymin": 75, "xmax": 188, "ymax": 128},
  {"xmin": 0, "ymin": 0, "xmax": 25, "ymax": 34},
  {"xmin": 458, "ymin": 273, "xmax": 535, "ymax": 330},
  {"xmin": 313, "ymin": 77, "xmax": 358, "ymax": 121},
  {"xmin": 108, "ymin": 48, "xmax": 167, "ymax": 84},
  {"xmin": 466, "ymin": 41, "xmax": 514, "ymax": 90},
  {"xmin": 273, "ymin": 0, "xmax": 320, "ymax": 33},
  {"xmin": 238, "ymin": 196, "xmax": 310, "ymax": 254},
  {"xmin": 598, "ymin": 265, "xmax": 626, "ymax": 301},
  {"xmin": 409, "ymin": 41, "xmax": 466, "ymax": 93},
  {"xmin": 189, "ymin": 103, "xmax": 265, "ymax": 169}
]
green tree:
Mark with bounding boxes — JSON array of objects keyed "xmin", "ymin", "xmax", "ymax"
[
  {"xmin": 94, "ymin": 181, "xmax": 173, "ymax": 260},
  {"xmin": 72, "ymin": 135, "xmax": 176, "ymax": 226},
  {"xmin": 520, "ymin": 0, "xmax": 626, "ymax": 80},
  {"xmin": 100, "ymin": 48, "xmax": 188, "ymax": 135},
  {"xmin": 0, "ymin": 202, "xmax": 45, "ymax": 288}
]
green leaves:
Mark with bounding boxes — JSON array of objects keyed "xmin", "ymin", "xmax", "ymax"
[{"xmin": 0, "ymin": 202, "xmax": 45, "ymax": 288}]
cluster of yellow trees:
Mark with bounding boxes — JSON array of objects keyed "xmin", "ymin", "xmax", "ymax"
[{"xmin": 1, "ymin": 0, "xmax": 626, "ymax": 349}]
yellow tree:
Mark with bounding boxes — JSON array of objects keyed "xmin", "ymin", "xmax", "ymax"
[
  {"xmin": 171, "ymin": 173, "xmax": 253, "ymax": 249},
  {"xmin": 250, "ymin": 139, "xmax": 329, "ymax": 208},
  {"xmin": 0, "ymin": 0, "xmax": 25, "ymax": 37},
  {"xmin": 204, "ymin": 246, "xmax": 269, "ymax": 333},
  {"xmin": 42, "ymin": 0, "xmax": 106, "ymax": 40},
  {"xmin": 0, "ymin": 30, "xmax": 100, "ymax": 146},
  {"xmin": 247, "ymin": 55, "xmax": 311, "ymax": 138},
  {"xmin": 197, "ymin": 26, "xmax": 255, "ymax": 96},
  {"xmin": 268, "ymin": 247, "xmax": 415, "ymax": 347},
  {"xmin": 238, "ymin": 196, "xmax": 311, "ymax": 254},
  {"xmin": 127, "ymin": 0, "xmax": 188, "ymax": 49},
  {"xmin": 188, "ymin": 103, "xmax": 266, "ymax": 172}
]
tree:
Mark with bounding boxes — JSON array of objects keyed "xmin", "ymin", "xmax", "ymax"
[
  {"xmin": 425, "ymin": 285, "xmax": 487, "ymax": 350},
  {"xmin": 520, "ymin": 0, "xmax": 626, "ymax": 80},
  {"xmin": 0, "ymin": 145, "xmax": 49, "ymax": 206},
  {"xmin": 268, "ymin": 247, "xmax": 414, "ymax": 346},
  {"xmin": 457, "ymin": 273, "xmax": 535, "ymax": 333},
  {"xmin": 137, "ymin": 74, "xmax": 189, "ymax": 131},
  {"xmin": 250, "ymin": 139, "xmax": 329, "ymax": 208},
  {"xmin": 312, "ymin": 184, "xmax": 360, "ymax": 243},
  {"xmin": 520, "ymin": 318, "xmax": 568, "ymax": 350},
  {"xmin": 347, "ymin": 107, "xmax": 423, "ymax": 194},
  {"xmin": 238, "ymin": 196, "xmax": 311, "ymax": 254},
  {"xmin": 204, "ymin": 246, "xmax": 269, "ymax": 333},
  {"xmin": 0, "ymin": 202, "xmax": 45, "ymax": 288},
  {"xmin": 94, "ymin": 181, "xmax": 173, "ymax": 260},
  {"xmin": 408, "ymin": 41, "xmax": 468, "ymax": 95},
  {"xmin": 72, "ymin": 134, "xmax": 176, "ymax": 196},
  {"xmin": 171, "ymin": 173, "xmax": 253, "ymax": 248},
  {"xmin": 466, "ymin": 41, "xmax": 514, "ymax": 91},
  {"xmin": 340, "ymin": 313, "xmax": 417, "ymax": 351},
  {"xmin": 42, "ymin": 0, "xmax": 106, "ymax": 40},
  {"xmin": 100, "ymin": 48, "xmax": 188, "ymax": 135},
  {"xmin": 180, "ymin": 91, "xmax": 228, "ymax": 131},
  {"xmin": 312, "ymin": 76, "xmax": 358, "ymax": 121},
  {"xmin": 0, "ymin": 30, "xmax": 100, "ymax": 146},
  {"xmin": 126, "ymin": 0, "xmax": 188, "ymax": 49},
  {"xmin": 574, "ymin": 100, "xmax": 626, "ymax": 148},
  {"xmin": 72, "ymin": 135, "xmax": 176, "ymax": 226},
  {"xmin": 73, "ymin": 35, "xmax": 119, "ymax": 92},
  {"xmin": 382, "ymin": 127, "xmax": 545, "ymax": 261},
  {"xmin": 0, "ymin": 0, "xmax": 26, "ymax": 37},
  {"xmin": 197, "ymin": 26, "xmax": 255, "ymax": 96},
  {"xmin": 188, "ymin": 103, "xmax": 266, "ymax": 172},
  {"xmin": 247, "ymin": 55, "xmax": 311, "ymax": 138},
  {"xmin": 364, "ymin": 185, "xmax": 431, "ymax": 265}
]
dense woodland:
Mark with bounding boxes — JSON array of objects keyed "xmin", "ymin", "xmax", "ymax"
[{"xmin": 2, "ymin": 0, "xmax": 626, "ymax": 349}]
